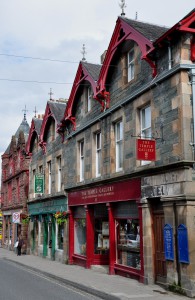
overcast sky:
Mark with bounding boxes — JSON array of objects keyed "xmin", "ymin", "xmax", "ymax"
[{"xmin": 0, "ymin": 0, "xmax": 194, "ymax": 159}]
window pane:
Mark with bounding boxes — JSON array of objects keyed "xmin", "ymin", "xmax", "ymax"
[
  {"xmin": 96, "ymin": 132, "xmax": 101, "ymax": 177},
  {"xmin": 116, "ymin": 121, "xmax": 123, "ymax": 170},
  {"xmin": 141, "ymin": 106, "xmax": 151, "ymax": 138},
  {"xmin": 116, "ymin": 219, "xmax": 141, "ymax": 269},
  {"xmin": 80, "ymin": 141, "xmax": 84, "ymax": 181},
  {"xmin": 143, "ymin": 106, "xmax": 151, "ymax": 129},
  {"xmin": 74, "ymin": 219, "xmax": 86, "ymax": 256},
  {"xmin": 128, "ymin": 49, "xmax": 134, "ymax": 81},
  {"xmin": 87, "ymin": 87, "xmax": 92, "ymax": 111}
]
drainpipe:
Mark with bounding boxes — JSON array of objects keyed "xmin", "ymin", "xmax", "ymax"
[
  {"xmin": 173, "ymin": 202, "xmax": 181, "ymax": 286},
  {"xmin": 189, "ymin": 68, "xmax": 195, "ymax": 160}
]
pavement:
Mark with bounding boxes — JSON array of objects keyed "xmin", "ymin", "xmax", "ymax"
[{"xmin": 0, "ymin": 248, "xmax": 187, "ymax": 300}]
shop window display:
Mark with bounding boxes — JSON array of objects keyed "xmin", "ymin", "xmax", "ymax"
[
  {"xmin": 116, "ymin": 219, "xmax": 140, "ymax": 269},
  {"xmin": 94, "ymin": 219, "xmax": 109, "ymax": 254},
  {"xmin": 74, "ymin": 218, "xmax": 86, "ymax": 255}
]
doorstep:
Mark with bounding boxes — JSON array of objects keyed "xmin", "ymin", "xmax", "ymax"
[{"xmin": 91, "ymin": 265, "xmax": 109, "ymax": 274}]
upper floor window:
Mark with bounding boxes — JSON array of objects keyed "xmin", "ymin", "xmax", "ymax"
[
  {"xmin": 16, "ymin": 177, "xmax": 20, "ymax": 203},
  {"xmin": 79, "ymin": 141, "xmax": 84, "ymax": 182},
  {"xmin": 86, "ymin": 86, "xmax": 92, "ymax": 112},
  {"xmin": 48, "ymin": 161, "xmax": 52, "ymax": 194},
  {"xmin": 96, "ymin": 132, "xmax": 101, "ymax": 177},
  {"xmin": 8, "ymin": 182, "xmax": 12, "ymax": 202},
  {"xmin": 33, "ymin": 169, "xmax": 36, "ymax": 197},
  {"xmin": 115, "ymin": 121, "xmax": 123, "ymax": 171},
  {"xmin": 57, "ymin": 156, "xmax": 62, "ymax": 192},
  {"xmin": 17, "ymin": 151, "xmax": 21, "ymax": 169},
  {"xmin": 140, "ymin": 105, "xmax": 151, "ymax": 165},
  {"xmin": 140, "ymin": 106, "xmax": 151, "ymax": 138},
  {"xmin": 127, "ymin": 48, "xmax": 135, "ymax": 82},
  {"xmin": 168, "ymin": 46, "xmax": 173, "ymax": 70},
  {"xmin": 39, "ymin": 165, "xmax": 43, "ymax": 174}
]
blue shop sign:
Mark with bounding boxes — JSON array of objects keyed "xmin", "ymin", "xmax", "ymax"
[
  {"xmin": 177, "ymin": 224, "xmax": 190, "ymax": 264},
  {"xmin": 164, "ymin": 224, "xmax": 174, "ymax": 261}
]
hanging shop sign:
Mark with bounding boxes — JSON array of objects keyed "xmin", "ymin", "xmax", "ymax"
[
  {"xmin": 164, "ymin": 224, "xmax": 174, "ymax": 261},
  {"xmin": 12, "ymin": 212, "xmax": 20, "ymax": 223},
  {"xmin": 136, "ymin": 139, "xmax": 156, "ymax": 161},
  {"xmin": 34, "ymin": 174, "xmax": 44, "ymax": 194},
  {"xmin": 177, "ymin": 224, "xmax": 190, "ymax": 264}
]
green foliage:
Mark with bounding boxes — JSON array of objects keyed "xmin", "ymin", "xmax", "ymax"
[{"xmin": 168, "ymin": 282, "xmax": 186, "ymax": 296}]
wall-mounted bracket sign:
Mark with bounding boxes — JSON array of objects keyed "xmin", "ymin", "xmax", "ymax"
[
  {"xmin": 34, "ymin": 174, "xmax": 44, "ymax": 194},
  {"xmin": 164, "ymin": 224, "xmax": 174, "ymax": 261},
  {"xmin": 136, "ymin": 138, "xmax": 156, "ymax": 161},
  {"xmin": 177, "ymin": 224, "xmax": 190, "ymax": 264}
]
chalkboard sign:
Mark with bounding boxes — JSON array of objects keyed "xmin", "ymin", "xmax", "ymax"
[
  {"xmin": 164, "ymin": 224, "xmax": 174, "ymax": 261},
  {"xmin": 177, "ymin": 224, "xmax": 189, "ymax": 264}
]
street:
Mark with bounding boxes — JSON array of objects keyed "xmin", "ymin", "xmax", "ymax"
[{"xmin": 0, "ymin": 259, "xmax": 100, "ymax": 300}]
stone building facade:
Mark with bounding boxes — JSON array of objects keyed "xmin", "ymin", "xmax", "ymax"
[
  {"xmin": 26, "ymin": 100, "xmax": 68, "ymax": 263},
  {"xmin": 1, "ymin": 115, "xmax": 30, "ymax": 253},
  {"xmin": 58, "ymin": 10, "xmax": 195, "ymax": 297}
]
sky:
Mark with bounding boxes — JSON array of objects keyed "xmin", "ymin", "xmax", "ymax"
[{"xmin": 0, "ymin": 0, "xmax": 194, "ymax": 160}]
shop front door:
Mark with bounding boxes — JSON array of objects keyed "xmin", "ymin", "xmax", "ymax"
[{"xmin": 153, "ymin": 212, "xmax": 167, "ymax": 284}]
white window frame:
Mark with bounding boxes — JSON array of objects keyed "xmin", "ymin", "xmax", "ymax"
[
  {"xmin": 48, "ymin": 161, "xmax": 52, "ymax": 194},
  {"xmin": 96, "ymin": 132, "xmax": 101, "ymax": 177},
  {"xmin": 140, "ymin": 105, "xmax": 151, "ymax": 165},
  {"xmin": 127, "ymin": 48, "xmax": 135, "ymax": 82},
  {"xmin": 87, "ymin": 86, "xmax": 92, "ymax": 112},
  {"xmin": 57, "ymin": 156, "xmax": 62, "ymax": 192},
  {"xmin": 80, "ymin": 141, "xmax": 84, "ymax": 181},
  {"xmin": 140, "ymin": 106, "xmax": 151, "ymax": 139},
  {"xmin": 115, "ymin": 121, "xmax": 123, "ymax": 171},
  {"xmin": 168, "ymin": 46, "xmax": 172, "ymax": 70}
]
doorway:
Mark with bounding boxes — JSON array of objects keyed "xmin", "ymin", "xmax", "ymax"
[{"xmin": 152, "ymin": 200, "xmax": 167, "ymax": 284}]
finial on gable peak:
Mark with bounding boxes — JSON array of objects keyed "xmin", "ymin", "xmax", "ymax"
[
  {"xmin": 48, "ymin": 88, "xmax": 54, "ymax": 101},
  {"xmin": 33, "ymin": 106, "xmax": 38, "ymax": 118},
  {"xmin": 119, "ymin": 0, "xmax": 126, "ymax": 16},
  {"xmin": 22, "ymin": 105, "xmax": 28, "ymax": 121},
  {"xmin": 81, "ymin": 44, "xmax": 87, "ymax": 62}
]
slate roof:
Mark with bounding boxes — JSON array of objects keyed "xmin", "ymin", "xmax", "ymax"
[
  {"xmin": 3, "ymin": 116, "xmax": 30, "ymax": 155},
  {"xmin": 32, "ymin": 117, "xmax": 43, "ymax": 135},
  {"xmin": 15, "ymin": 116, "xmax": 30, "ymax": 139},
  {"xmin": 48, "ymin": 100, "xmax": 67, "ymax": 123},
  {"xmin": 82, "ymin": 62, "xmax": 102, "ymax": 81},
  {"xmin": 121, "ymin": 17, "xmax": 169, "ymax": 42}
]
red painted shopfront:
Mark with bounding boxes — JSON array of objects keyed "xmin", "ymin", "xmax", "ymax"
[{"xmin": 68, "ymin": 178, "xmax": 144, "ymax": 281}]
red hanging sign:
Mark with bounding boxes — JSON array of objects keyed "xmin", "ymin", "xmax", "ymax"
[{"xmin": 136, "ymin": 139, "xmax": 156, "ymax": 161}]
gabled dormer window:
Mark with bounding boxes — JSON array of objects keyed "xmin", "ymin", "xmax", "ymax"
[{"xmin": 127, "ymin": 48, "xmax": 135, "ymax": 82}]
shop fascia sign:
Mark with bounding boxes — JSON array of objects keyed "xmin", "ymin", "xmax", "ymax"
[
  {"xmin": 34, "ymin": 173, "xmax": 44, "ymax": 194},
  {"xmin": 136, "ymin": 138, "xmax": 156, "ymax": 161}
]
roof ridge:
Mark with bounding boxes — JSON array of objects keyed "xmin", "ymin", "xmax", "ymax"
[{"xmin": 121, "ymin": 16, "xmax": 170, "ymax": 29}]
